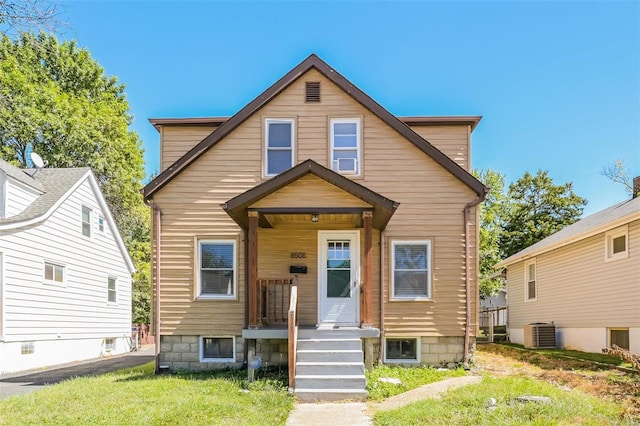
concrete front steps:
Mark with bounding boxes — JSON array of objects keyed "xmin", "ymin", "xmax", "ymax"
[{"xmin": 294, "ymin": 328, "xmax": 368, "ymax": 402}]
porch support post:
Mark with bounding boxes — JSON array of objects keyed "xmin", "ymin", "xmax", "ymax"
[
  {"xmin": 362, "ymin": 211, "xmax": 373, "ymax": 327},
  {"xmin": 248, "ymin": 211, "xmax": 259, "ymax": 328}
]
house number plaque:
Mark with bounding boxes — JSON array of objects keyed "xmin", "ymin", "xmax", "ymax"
[{"xmin": 290, "ymin": 252, "xmax": 306, "ymax": 259}]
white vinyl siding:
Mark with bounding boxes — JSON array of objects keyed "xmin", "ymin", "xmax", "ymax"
[
  {"xmin": 391, "ymin": 240, "xmax": 431, "ymax": 300},
  {"xmin": 264, "ymin": 119, "xmax": 295, "ymax": 176},
  {"xmin": 0, "ymin": 177, "xmax": 132, "ymax": 354},
  {"xmin": 4, "ymin": 178, "xmax": 41, "ymax": 218},
  {"xmin": 330, "ymin": 118, "xmax": 361, "ymax": 175}
]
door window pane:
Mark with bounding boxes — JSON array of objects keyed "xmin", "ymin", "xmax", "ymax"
[{"xmin": 327, "ymin": 241, "xmax": 351, "ymax": 298}]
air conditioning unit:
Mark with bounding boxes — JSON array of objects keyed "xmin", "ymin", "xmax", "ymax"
[{"xmin": 523, "ymin": 323, "xmax": 556, "ymax": 349}]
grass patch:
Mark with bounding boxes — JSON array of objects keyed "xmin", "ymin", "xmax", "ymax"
[
  {"xmin": 0, "ymin": 362, "xmax": 293, "ymax": 426},
  {"xmin": 499, "ymin": 342, "xmax": 632, "ymax": 367},
  {"xmin": 366, "ymin": 364, "xmax": 465, "ymax": 401},
  {"xmin": 373, "ymin": 375, "xmax": 630, "ymax": 425}
]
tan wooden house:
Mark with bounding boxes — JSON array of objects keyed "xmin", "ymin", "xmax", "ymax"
[{"xmin": 143, "ymin": 54, "xmax": 487, "ymax": 400}]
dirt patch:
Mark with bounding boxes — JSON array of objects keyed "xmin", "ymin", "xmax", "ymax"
[{"xmin": 475, "ymin": 344, "xmax": 640, "ymax": 420}]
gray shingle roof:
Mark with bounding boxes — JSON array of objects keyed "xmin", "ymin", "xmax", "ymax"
[
  {"xmin": 0, "ymin": 161, "xmax": 90, "ymax": 227},
  {"xmin": 496, "ymin": 196, "xmax": 640, "ymax": 267},
  {"xmin": 0, "ymin": 158, "xmax": 45, "ymax": 192}
]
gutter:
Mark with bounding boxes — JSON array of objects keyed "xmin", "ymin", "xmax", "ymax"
[
  {"xmin": 463, "ymin": 192, "xmax": 485, "ymax": 365},
  {"xmin": 145, "ymin": 199, "xmax": 162, "ymax": 373}
]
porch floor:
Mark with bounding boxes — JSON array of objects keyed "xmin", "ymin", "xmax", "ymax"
[{"xmin": 242, "ymin": 325, "xmax": 380, "ymax": 340}]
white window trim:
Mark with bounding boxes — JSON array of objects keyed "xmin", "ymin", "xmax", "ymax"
[
  {"xmin": 390, "ymin": 239, "xmax": 432, "ymax": 301},
  {"xmin": 197, "ymin": 239, "xmax": 237, "ymax": 300},
  {"xmin": 107, "ymin": 276, "xmax": 117, "ymax": 304},
  {"xmin": 524, "ymin": 259, "xmax": 537, "ymax": 302},
  {"xmin": 605, "ymin": 226, "xmax": 628, "ymax": 262},
  {"xmin": 43, "ymin": 260, "xmax": 66, "ymax": 286},
  {"xmin": 384, "ymin": 337, "xmax": 421, "ymax": 363},
  {"xmin": 264, "ymin": 118, "xmax": 295, "ymax": 177},
  {"xmin": 200, "ymin": 336, "xmax": 236, "ymax": 362},
  {"xmin": 81, "ymin": 205, "xmax": 92, "ymax": 238},
  {"xmin": 330, "ymin": 118, "xmax": 361, "ymax": 176}
]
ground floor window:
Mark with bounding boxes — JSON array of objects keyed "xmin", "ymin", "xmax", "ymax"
[
  {"xmin": 609, "ymin": 328, "xmax": 629, "ymax": 350},
  {"xmin": 385, "ymin": 337, "xmax": 419, "ymax": 363},
  {"xmin": 201, "ymin": 337, "xmax": 235, "ymax": 362}
]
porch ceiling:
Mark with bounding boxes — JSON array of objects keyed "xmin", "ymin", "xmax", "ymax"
[
  {"xmin": 222, "ymin": 159, "xmax": 399, "ymax": 230},
  {"xmin": 258, "ymin": 209, "xmax": 371, "ymax": 228}
]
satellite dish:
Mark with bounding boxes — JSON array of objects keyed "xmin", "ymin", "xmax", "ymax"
[{"xmin": 31, "ymin": 152, "xmax": 44, "ymax": 169}]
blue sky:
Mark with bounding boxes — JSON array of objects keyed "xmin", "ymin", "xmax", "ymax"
[{"xmin": 59, "ymin": 1, "xmax": 639, "ymax": 216}]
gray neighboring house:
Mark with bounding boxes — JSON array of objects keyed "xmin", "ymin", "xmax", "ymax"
[
  {"xmin": 495, "ymin": 178, "xmax": 640, "ymax": 354},
  {"xmin": 0, "ymin": 159, "xmax": 135, "ymax": 373}
]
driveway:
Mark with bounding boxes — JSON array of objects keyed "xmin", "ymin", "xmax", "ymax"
[{"xmin": 0, "ymin": 345, "xmax": 155, "ymax": 399}]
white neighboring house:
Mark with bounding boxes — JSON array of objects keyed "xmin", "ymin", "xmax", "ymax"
[
  {"xmin": 0, "ymin": 159, "xmax": 135, "ymax": 373},
  {"xmin": 495, "ymin": 181, "xmax": 640, "ymax": 355}
]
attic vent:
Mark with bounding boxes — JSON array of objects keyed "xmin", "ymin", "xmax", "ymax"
[{"xmin": 305, "ymin": 82, "xmax": 320, "ymax": 102}]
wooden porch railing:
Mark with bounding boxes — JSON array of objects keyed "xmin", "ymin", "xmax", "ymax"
[
  {"xmin": 258, "ymin": 278, "xmax": 294, "ymax": 326},
  {"xmin": 288, "ymin": 283, "xmax": 299, "ymax": 390}
]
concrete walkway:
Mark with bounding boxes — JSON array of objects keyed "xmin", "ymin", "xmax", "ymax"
[
  {"xmin": 0, "ymin": 345, "xmax": 155, "ymax": 399},
  {"xmin": 286, "ymin": 375, "xmax": 482, "ymax": 425}
]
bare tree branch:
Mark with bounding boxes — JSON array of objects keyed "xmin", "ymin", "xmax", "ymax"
[
  {"xmin": 0, "ymin": 0, "xmax": 65, "ymax": 35},
  {"xmin": 601, "ymin": 159, "xmax": 633, "ymax": 195}
]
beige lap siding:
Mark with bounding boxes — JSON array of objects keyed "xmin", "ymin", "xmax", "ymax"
[{"xmin": 151, "ymin": 66, "xmax": 478, "ymax": 340}]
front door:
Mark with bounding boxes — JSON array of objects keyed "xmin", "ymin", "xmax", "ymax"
[{"xmin": 318, "ymin": 231, "xmax": 359, "ymax": 325}]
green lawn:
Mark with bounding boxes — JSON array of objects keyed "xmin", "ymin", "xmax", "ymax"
[
  {"xmin": 0, "ymin": 362, "xmax": 293, "ymax": 426},
  {"xmin": 366, "ymin": 364, "xmax": 466, "ymax": 401},
  {"xmin": 373, "ymin": 375, "xmax": 631, "ymax": 426}
]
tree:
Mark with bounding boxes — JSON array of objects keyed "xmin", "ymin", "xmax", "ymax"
[
  {"xmin": 0, "ymin": 32, "xmax": 151, "ymax": 324},
  {"xmin": 602, "ymin": 159, "xmax": 635, "ymax": 196},
  {"xmin": 499, "ymin": 170, "xmax": 587, "ymax": 259},
  {"xmin": 0, "ymin": 0, "xmax": 62, "ymax": 35},
  {"xmin": 473, "ymin": 169, "xmax": 507, "ymax": 298}
]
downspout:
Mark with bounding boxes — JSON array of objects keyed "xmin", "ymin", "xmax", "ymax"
[
  {"xmin": 463, "ymin": 194, "xmax": 484, "ymax": 366},
  {"xmin": 145, "ymin": 199, "xmax": 162, "ymax": 373},
  {"xmin": 378, "ymin": 230, "xmax": 386, "ymax": 365}
]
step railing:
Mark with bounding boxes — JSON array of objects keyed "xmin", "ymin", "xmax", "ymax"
[
  {"xmin": 288, "ymin": 278, "xmax": 299, "ymax": 389},
  {"xmin": 258, "ymin": 278, "xmax": 294, "ymax": 325}
]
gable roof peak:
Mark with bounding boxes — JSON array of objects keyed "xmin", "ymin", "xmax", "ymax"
[{"xmin": 143, "ymin": 55, "xmax": 487, "ymax": 200}]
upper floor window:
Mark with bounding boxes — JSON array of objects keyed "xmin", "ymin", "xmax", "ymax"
[
  {"xmin": 330, "ymin": 118, "xmax": 361, "ymax": 175},
  {"xmin": 525, "ymin": 259, "xmax": 536, "ymax": 301},
  {"xmin": 605, "ymin": 226, "xmax": 628, "ymax": 261},
  {"xmin": 81, "ymin": 206, "xmax": 92, "ymax": 237},
  {"xmin": 265, "ymin": 119, "xmax": 295, "ymax": 176},
  {"xmin": 44, "ymin": 261, "xmax": 65, "ymax": 284},
  {"xmin": 108, "ymin": 277, "xmax": 117, "ymax": 303},
  {"xmin": 98, "ymin": 215, "xmax": 105, "ymax": 232},
  {"xmin": 198, "ymin": 240, "xmax": 236, "ymax": 299},
  {"xmin": 391, "ymin": 240, "xmax": 431, "ymax": 300}
]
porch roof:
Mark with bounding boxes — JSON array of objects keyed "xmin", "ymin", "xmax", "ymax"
[{"xmin": 222, "ymin": 159, "xmax": 399, "ymax": 230}]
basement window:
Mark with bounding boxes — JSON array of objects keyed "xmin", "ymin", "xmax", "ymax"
[
  {"xmin": 609, "ymin": 329, "xmax": 629, "ymax": 350},
  {"xmin": 21, "ymin": 342, "xmax": 35, "ymax": 355},
  {"xmin": 200, "ymin": 337, "xmax": 235, "ymax": 362},
  {"xmin": 104, "ymin": 338, "xmax": 115, "ymax": 351},
  {"xmin": 385, "ymin": 337, "xmax": 419, "ymax": 363}
]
